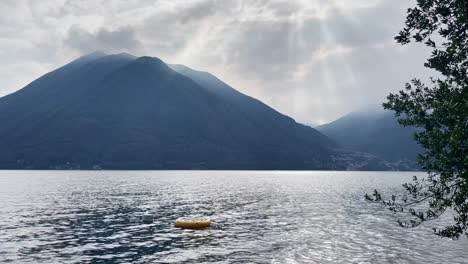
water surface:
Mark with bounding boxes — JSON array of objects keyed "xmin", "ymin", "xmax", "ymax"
[{"xmin": 0, "ymin": 171, "xmax": 466, "ymax": 263}]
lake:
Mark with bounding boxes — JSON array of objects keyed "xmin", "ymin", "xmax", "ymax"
[{"xmin": 0, "ymin": 171, "xmax": 466, "ymax": 263}]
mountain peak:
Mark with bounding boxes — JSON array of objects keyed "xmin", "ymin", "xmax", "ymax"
[
  {"xmin": 64, "ymin": 51, "xmax": 107, "ymax": 68},
  {"xmin": 114, "ymin": 52, "xmax": 136, "ymax": 59},
  {"xmin": 76, "ymin": 51, "xmax": 137, "ymax": 64},
  {"xmin": 135, "ymin": 56, "xmax": 164, "ymax": 65},
  {"xmin": 81, "ymin": 51, "xmax": 107, "ymax": 60},
  {"xmin": 130, "ymin": 56, "xmax": 174, "ymax": 76}
]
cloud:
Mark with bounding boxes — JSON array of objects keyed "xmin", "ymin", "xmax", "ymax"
[
  {"xmin": 65, "ymin": 26, "xmax": 143, "ymax": 54},
  {"xmin": 0, "ymin": 0, "xmax": 430, "ymax": 125}
]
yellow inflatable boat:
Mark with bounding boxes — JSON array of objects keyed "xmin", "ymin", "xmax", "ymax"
[{"xmin": 175, "ymin": 218, "xmax": 211, "ymax": 229}]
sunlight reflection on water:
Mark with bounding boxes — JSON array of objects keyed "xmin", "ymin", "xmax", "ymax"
[{"xmin": 0, "ymin": 171, "xmax": 466, "ymax": 263}]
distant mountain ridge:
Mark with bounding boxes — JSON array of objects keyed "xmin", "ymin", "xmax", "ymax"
[
  {"xmin": 0, "ymin": 52, "xmax": 357, "ymax": 170},
  {"xmin": 0, "ymin": 52, "xmax": 419, "ymax": 170},
  {"xmin": 316, "ymin": 109, "xmax": 423, "ymax": 170}
]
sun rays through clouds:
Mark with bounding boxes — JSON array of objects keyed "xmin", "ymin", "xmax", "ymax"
[{"xmin": 0, "ymin": 0, "xmax": 429, "ymax": 125}]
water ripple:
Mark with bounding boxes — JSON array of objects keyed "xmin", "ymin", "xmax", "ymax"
[{"xmin": 0, "ymin": 171, "xmax": 466, "ymax": 263}]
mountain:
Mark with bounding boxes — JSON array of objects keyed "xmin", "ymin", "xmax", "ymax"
[
  {"xmin": 168, "ymin": 65, "xmax": 409, "ymax": 171},
  {"xmin": 168, "ymin": 64, "xmax": 336, "ymax": 151},
  {"xmin": 0, "ymin": 52, "xmax": 372, "ymax": 170},
  {"xmin": 316, "ymin": 109, "xmax": 423, "ymax": 170}
]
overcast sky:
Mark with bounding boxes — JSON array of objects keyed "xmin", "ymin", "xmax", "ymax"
[{"xmin": 0, "ymin": 0, "xmax": 434, "ymax": 125}]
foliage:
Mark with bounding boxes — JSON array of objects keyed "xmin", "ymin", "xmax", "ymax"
[{"xmin": 366, "ymin": 0, "xmax": 468, "ymax": 238}]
